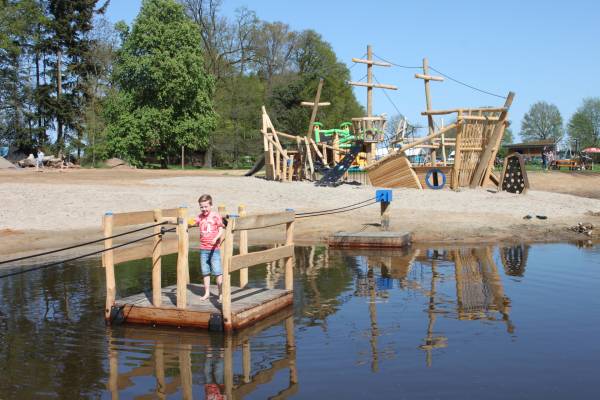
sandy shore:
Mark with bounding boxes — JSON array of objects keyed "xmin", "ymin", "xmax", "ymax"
[{"xmin": 1, "ymin": 168, "xmax": 600, "ymax": 262}]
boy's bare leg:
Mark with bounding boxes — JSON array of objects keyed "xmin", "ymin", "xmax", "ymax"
[{"xmin": 201, "ymin": 275, "xmax": 210, "ymax": 300}]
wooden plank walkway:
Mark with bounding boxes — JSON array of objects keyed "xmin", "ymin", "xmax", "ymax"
[{"xmin": 113, "ymin": 284, "xmax": 293, "ymax": 331}]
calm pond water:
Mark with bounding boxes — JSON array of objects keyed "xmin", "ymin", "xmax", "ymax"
[{"xmin": 1, "ymin": 242, "xmax": 599, "ymax": 399}]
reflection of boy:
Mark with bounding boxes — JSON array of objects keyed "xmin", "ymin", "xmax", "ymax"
[
  {"xmin": 204, "ymin": 346, "xmax": 225, "ymax": 400},
  {"xmin": 194, "ymin": 194, "xmax": 225, "ymax": 301}
]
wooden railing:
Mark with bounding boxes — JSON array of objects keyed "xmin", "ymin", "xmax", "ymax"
[
  {"xmin": 102, "ymin": 207, "xmax": 181, "ymax": 320},
  {"xmin": 221, "ymin": 209, "xmax": 295, "ymax": 330}
]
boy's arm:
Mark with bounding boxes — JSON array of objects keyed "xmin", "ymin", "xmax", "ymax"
[{"xmin": 212, "ymin": 226, "xmax": 225, "ymax": 245}]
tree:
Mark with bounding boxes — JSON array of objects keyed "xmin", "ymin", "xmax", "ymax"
[
  {"xmin": 268, "ymin": 30, "xmax": 363, "ymax": 135},
  {"xmin": 568, "ymin": 97, "xmax": 600, "ymax": 149},
  {"xmin": 104, "ymin": 0, "xmax": 217, "ymax": 167},
  {"xmin": 520, "ymin": 101, "xmax": 563, "ymax": 142},
  {"xmin": 0, "ymin": 0, "xmax": 47, "ymax": 153},
  {"xmin": 41, "ymin": 0, "xmax": 110, "ymax": 152},
  {"xmin": 80, "ymin": 16, "xmax": 121, "ymax": 165}
]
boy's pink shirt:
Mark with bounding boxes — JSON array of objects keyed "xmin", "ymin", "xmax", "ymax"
[{"xmin": 195, "ymin": 210, "xmax": 224, "ymax": 250}]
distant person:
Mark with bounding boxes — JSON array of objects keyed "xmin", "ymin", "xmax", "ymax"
[
  {"xmin": 194, "ymin": 194, "xmax": 225, "ymax": 301},
  {"xmin": 541, "ymin": 147, "xmax": 548, "ymax": 171},
  {"xmin": 36, "ymin": 149, "xmax": 45, "ymax": 170}
]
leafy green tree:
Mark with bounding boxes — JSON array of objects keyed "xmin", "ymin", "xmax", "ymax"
[
  {"xmin": 212, "ymin": 74, "xmax": 265, "ymax": 167},
  {"xmin": 568, "ymin": 97, "xmax": 600, "ymax": 149},
  {"xmin": 0, "ymin": 0, "xmax": 47, "ymax": 153},
  {"xmin": 104, "ymin": 0, "xmax": 217, "ymax": 167},
  {"xmin": 520, "ymin": 101, "xmax": 563, "ymax": 142},
  {"xmin": 268, "ymin": 30, "xmax": 363, "ymax": 135}
]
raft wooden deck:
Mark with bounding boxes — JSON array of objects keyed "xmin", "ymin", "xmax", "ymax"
[{"xmin": 113, "ymin": 284, "xmax": 293, "ymax": 330}]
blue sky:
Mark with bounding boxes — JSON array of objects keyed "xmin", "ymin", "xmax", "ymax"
[{"xmin": 106, "ymin": 0, "xmax": 600, "ymax": 141}]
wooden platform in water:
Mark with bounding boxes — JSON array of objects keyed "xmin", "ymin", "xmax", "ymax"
[
  {"xmin": 113, "ymin": 283, "xmax": 292, "ymax": 331},
  {"xmin": 328, "ymin": 231, "xmax": 412, "ymax": 249}
]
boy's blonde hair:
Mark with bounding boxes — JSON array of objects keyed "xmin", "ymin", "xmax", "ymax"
[{"xmin": 198, "ymin": 194, "xmax": 213, "ymax": 205}]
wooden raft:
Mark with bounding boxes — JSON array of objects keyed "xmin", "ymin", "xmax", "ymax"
[
  {"xmin": 328, "ymin": 231, "xmax": 412, "ymax": 249},
  {"xmin": 103, "ymin": 207, "xmax": 295, "ymax": 331}
]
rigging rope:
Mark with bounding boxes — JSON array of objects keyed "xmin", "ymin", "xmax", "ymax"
[{"xmin": 0, "ymin": 221, "xmax": 169, "ymax": 266}]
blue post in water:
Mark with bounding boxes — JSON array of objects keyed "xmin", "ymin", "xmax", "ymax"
[{"xmin": 375, "ymin": 190, "xmax": 393, "ymax": 231}]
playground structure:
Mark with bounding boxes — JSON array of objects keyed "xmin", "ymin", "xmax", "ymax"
[
  {"xmin": 102, "ymin": 206, "xmax": 295, "ymax": 331},
  {"xmin": 250, "ymin": 45, "xmax": 515, "ymax": 190}
]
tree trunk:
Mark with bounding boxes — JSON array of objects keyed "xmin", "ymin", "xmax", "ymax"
[
  {"xmin": 56, "ymin": 49, "xmax": 63, "ymax": 149},
  {"xmin": 204, "ymin": 143, "xmax": 213, "ymax": 168},
  {"xmin": 35, "ymin": 51, "xmax": 45, "ymax": 144}
]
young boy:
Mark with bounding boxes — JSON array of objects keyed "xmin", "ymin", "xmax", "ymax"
[{"xmin": 195, "ymin": 194, "xmax": 225, "ymax": 300}]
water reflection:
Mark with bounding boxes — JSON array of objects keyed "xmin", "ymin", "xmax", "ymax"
[
  {"xmin": 500, "ymin": 244, "xmax": 530, "ymax": 277},
  {"xmin": 1, "ymin": 242, "xmax": 600, "ymax": 398},
  {"xmin": 107, "ymin": 309, "xmax": 296, "ymax": 399}
]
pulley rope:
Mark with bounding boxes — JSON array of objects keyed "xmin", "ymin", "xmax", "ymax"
[
  {"xmin": 0, "ymin": 227, "xmax": 176, "ymax": 279},
  {"xmin": 0, "ymin": 221, "xmax": 169, "ymax": 266}
]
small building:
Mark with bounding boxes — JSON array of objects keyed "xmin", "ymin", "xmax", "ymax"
[{"xmin": 502, "ymin": 139, "xmax": 557, "ymax": 158}]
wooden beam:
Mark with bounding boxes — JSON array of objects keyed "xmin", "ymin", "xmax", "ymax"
[
  {"xmin": 284, "ymin": 217, "xmax": 294, "ymax": 291},
  {"xmin": 415, "ymin": 73, "xmax": 444, "ymax": 81},
  {"xmin": 305, "ymin": 78, "xmax": 324, "ymax": 138},
  {"xmin": 176, "ymin": 207, "xmax": 188, "ymax": 309},
  {"xmin": 230, "ymin": 244, "xmax": 294, "ymax": 273},
  {"xmin": 304, "ymin": 138, "xmax": 314, "ymax": 178},
  {"xmin": 152, "ymin": 209, "xmax": 162, "ymax": 307},
  {"xmin": 309, "ymin": 137, "xmax": 324, "ymax": 161},
  {"xmin": 238, "ymin": 205, "xmax": 248, "ymax": 288},
  {"xmin": 469, "ymin": 92, "xmax": 515, "ymax": 188},
  {"xmin": 351, "ymin": 58, "xmax": 391, "ymax": 67},
  {"xmin": 235, "ymin": 211, "xmax": 295, "ymax": 231},
  {"xmin": 301, "ymin": 101, "xmax": 330, "ymax": 107},
  {"xmin": 222, "ymin": 217, "xmax": 235, "ymax": 331},
  {"xmin": 396, "ymin": 123, "xmax": 457, "ymax": 153},
  {"xmin": 103, "ymin": 213, "xmax": 115, "ymax": 321},
  {"xmin": 112, "ymin": 209, "xmax": 179, "ymax": 227},
  {"xmin": 348, "ymin": 81, "xmax": 398, "ymax": 90},
  {"xmin": 422, "ymin": 107, "xmax": 507, "ymax": 116}
]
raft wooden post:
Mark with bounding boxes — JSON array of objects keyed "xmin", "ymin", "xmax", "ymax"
[
  {"xmin": 152, "ymin": 209, "xmax": 163, "ymax": 307},
  {"xmin": 218, "ymin": 205, "xmax": 226, "ymax": 267},
  {"xmin": 238, "ymin": 205, "xmax": 249, "ymax": 288},
  {"xmin": 222, "ymin": 215, "xmax": 236, "ymax": 330},
  {"xmin": 103, "ymin": 212, "xmax": 115, "ymax": 321},
  {"xmin": 284, "ymin": 209, "xmax": 295, "ymax": 291},
  {"xmin": 176, "ymin": 207, "xmax": 188, "ymax": 309}
]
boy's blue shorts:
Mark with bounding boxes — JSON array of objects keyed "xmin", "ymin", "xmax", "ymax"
[{"xmin": 200, "ymin": 249, "xmax": 222, "ymax": 276}]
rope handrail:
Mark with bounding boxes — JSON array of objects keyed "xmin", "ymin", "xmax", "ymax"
[
  {"xmin": 0, "ymin": 227, "xmax": 176, "ymax": 279},
  {"xmin": 0, "ymin": 221, "xmax": 169, "ymax": 266}
]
